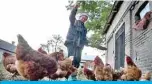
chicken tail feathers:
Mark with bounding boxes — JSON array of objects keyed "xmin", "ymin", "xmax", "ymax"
[{"xmin": 17, "ymin": 34, "xmax": 32, "ymax": 50}]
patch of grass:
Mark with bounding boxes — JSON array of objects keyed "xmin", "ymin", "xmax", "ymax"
[
  {"xmin": 0, "ymin": 62, "xmax": 26, "ymax": 81},
  {"xmin": 0, "ymin": 62, "xmax": 5, "ymax": 80}
]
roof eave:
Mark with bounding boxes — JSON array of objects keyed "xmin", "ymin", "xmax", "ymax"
[{"xmin": 102, "ymin": 1, "xmax": 123, "ymax": 35}]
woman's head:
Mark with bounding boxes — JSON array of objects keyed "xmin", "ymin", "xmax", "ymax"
[
  {"xmin": 79, "ymin": 15, "xmax": 88, "ymax": 23},
  {"xmin": 77, "ymin": 13, "xmax": 88, "ymax": 23}
]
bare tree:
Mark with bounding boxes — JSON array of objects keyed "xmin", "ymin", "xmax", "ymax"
[
  {"xmin": 40, "ymin": 44, "xmax": 50, "ymax": 53},
  {"xmin": 48, "ymin": 34, "xmax": 63, "ymax": 52},
  {"xmin": 40, "ymin": 34, "xmax": 64, "ymax": 53}
]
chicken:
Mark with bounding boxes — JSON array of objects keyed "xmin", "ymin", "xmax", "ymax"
[
  {"xmin": 15, "ymin": 34, "xmax": 58, "ymax": 80},
  {"xmin": 133, "ymin": 11, "xmax": 152, "ymax": 30},
  {"xmin": 49, "ymin": 56, "xmax": 77, "ymax": 80},
  {"xmin": 58, "ymin": 50, "xmax": 64, "ymax": 61},
  {"xmin": 94, "ymin": 56, "xmax": 104, "ymax": 81},
  {"xmin": 103, "ymin": 63, "xmax": 113, "ymax": 81},
  {"xmin": 140, "ymin": 72, "xmax": 151, "ymax": 81},
  {"xmin": 113, "ymin": 69, "xmax": 123, "ymax": 81},
  {"xmin": 49, "ymin": 67, "xmax": 68, "ymax": 80},
  {"xmin": 49, "ymin": 51, "xmax": 64, "ymax": 61},
  {"xmin": 37, "ymin": 47, "xmax": 47, "ymax": 55},
  {"xmin": 76, "ymin": 66, "xmax": 88, "ymax": 80},
  {"xmin": 59, "ymin": 56, "xmax": 77, "ymax": 78},
  {"xmin": 65, "ymin": 65, "xmax": 77, "ymax": 79},
  {"xmin": 2, "ymin": 52, "xmax": 19, "ymax": 77},
  {"xmin": 83, "ymin": 67, "xmax": 96, "ymax": 80},
  {"xmin": 121, "ymin": 56, "xmax": 142, "ymax": 81}
]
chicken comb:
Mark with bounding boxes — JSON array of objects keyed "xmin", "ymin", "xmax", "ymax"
[
  {"xmin": 3, "ymin": 52, "xmax": 11, "ymax": 57},
  {"xmin": 144, "ymin": 11, "xmax": 152, "ymax": 20},
  {"xmin": 125, "ymin": 54, "xmax": 131, "ymax": 60},
  {"xmin": 125, "ymin": 55, "xmax": 131, "ymax": 59},
  {"xmin": 125, "ymin": 55, "xmax": 136, "ymax": 66},
  {"xmin": 83, "ymin": 67, "xmax": 89, "ymax": 72},
  {"xmin": 94, "ymin": 56, "xmax": 104, "ymax": 65},
  {"xmin": 38, "ymin": 47, "xmax": 43, "ymax": 51},
  {"xmin": 38, "ymin": 47, "xmax": 47, "ymax": 54}
]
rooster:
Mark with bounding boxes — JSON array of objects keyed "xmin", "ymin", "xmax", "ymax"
[
  {"xmin": 121, "ymin": 56, "xmax": 142, "ymax": 81},
  {"xmin": 15, "ymin": 34, "xmax": 58, "ymax": 80},
  {"xmin": 2, "ymin": 52, "xmax": 19, "ymax": 78}
]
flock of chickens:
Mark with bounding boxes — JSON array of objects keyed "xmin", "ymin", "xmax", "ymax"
[
  {"xmin": 78, "ymin": 56, "xmax": 151, "ymax": 81},
  {"xmin": 2, "ymin": 34, "xmax": 152, "ymax": 81}
]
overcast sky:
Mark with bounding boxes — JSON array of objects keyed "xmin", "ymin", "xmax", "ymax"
[{"xmin": 0, "ymin": 0, "xmax": 105, "ymax": 62}]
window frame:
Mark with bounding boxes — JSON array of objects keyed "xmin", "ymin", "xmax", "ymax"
[{"xmin": 135, "ymin": 1, "xmax": 149, "ymax": 22}]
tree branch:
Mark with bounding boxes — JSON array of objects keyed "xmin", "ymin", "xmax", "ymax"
[{"xmin": 88, "ymin": 44, "xmax": 107, "ymax": 50}]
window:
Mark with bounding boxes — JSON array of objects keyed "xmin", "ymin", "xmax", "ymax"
[
  {"xmin": 134, "ymin": 1, "xmax": 152, "ymax": 30},
  {"xmin": 140, "ymin": 3, "xmax": 150, "ymax": 19},
  {"xmin": 115, "ymin": 23, "xmax": 125, "ymax": 69},
  {"xmin": 135, "ymin": 1, "xmax": 149, "ymax": 22}
]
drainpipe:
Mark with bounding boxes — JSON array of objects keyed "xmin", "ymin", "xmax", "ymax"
[
  {"xmin": 130, "ymin": 6, "xmax": 133, "ymax": 57},
  {"xmin": 129, "ymin": 1, "xmax": 137, "ymax": 58}
]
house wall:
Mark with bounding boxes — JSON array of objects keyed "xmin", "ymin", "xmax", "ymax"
[
  {"xmin": 106, "ymin": 1, "xmax": 152, "ymax": 73},
  {"xmin": 131, "ymin": 1, "xmax": 152, "ymax": 73},
  {"xmin": 107, "ymin": 36, "xmax": 114, "ymax": 68},
  {"xmin": 0, "ymin": 40, "xmax": 16, "ymax": 63},
  {"xmin": 106, "ymin": 1, "xmax": 132, "ymax": 69},
  {"xmin": 0, "ymin": 49, "xmax": 15, "ymax": 63}
]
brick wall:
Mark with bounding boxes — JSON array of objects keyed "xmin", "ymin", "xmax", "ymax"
[
  {"xmin": 105, "ymin": 1, "xmax": 152, "ymax": 72},
  {"xmin": 132, "ymin": 21, "xmax": 152, "ymax": 73},
  {"xmin": 130, "ymin": 1, "xmax": 152, "ymax": 73}
]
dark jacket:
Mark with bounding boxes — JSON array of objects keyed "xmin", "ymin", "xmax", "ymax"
[{"xmin": 65, "ymin": 8, "xmax": 88, "ymax": 48}]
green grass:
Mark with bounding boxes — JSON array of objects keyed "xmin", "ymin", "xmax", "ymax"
[
  {"xmin": 0, "ymin": 62, "xmax": 27, "ymax": 81},
  {"xmin": 0, "ymin": 62, "xmax": 4, "ymax": 71},
  {"xmin": 0, "ymin": 62, "xmax": 5, "ymax": 81}
]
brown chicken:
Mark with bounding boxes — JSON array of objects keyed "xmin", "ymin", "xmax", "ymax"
[
  {"xmin": 76, "ymin": 66, "xmax": 88, "ymax": 80},
  {"xmin": 15, "ymin": 34, "xmax": 58, "ymax": 80},
  {"xmin": 83, "ymin": 67, "xmax": 96, "ymax": 81},
  {"xmin": 2, "ymin": 52, "xmax": 19, "ymax": 77},
  {"xmin": 49, "ymin": 51, "xmax": 64, "ymax": 61},
  {"xmin": 140, "ymin": 72, "xmax": 151, "ymax": 81},
  {"xmin": 49, "ymin": 66, "xmax": 68, "ymax": 80},
  {"xmin": 121, "ymin": 56, "xmax": 142, "ymax": 81},
  {"xmin": 113, "ymin": 69, "xmax": 123, "ymax": 81},
  {"xmin": 94, "ymin": 56, "xmax": 104, "ymax": 81},
  {"xmin": 103, "ymin": 63, "xmax": 113, "ymax": 81},
  {"xmin": 49, "ymin": 56, "xmax": 77, "ymax": 80},
  {"xmin": 37, "ymin": 47, "xmax": 47, "ymax": 55},
  {"xmin": 65, "ymin": 65, "xmax": 77, "ymax": 79},
  {"xmin": 37, "ymin": 48, "xmax": 67, "ymax": 80}
]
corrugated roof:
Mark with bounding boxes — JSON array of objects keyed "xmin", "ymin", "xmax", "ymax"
[
  {"xmin": 0, "ymin": 39, "xmax": 16, "ymax": 53},
  {"xmin": 81, "ymin": 55, "xmax": 96, "ymax": 61},
  {"xmin": 102, "ymin": 1, "xmax": 123, "ymax": 35}
]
